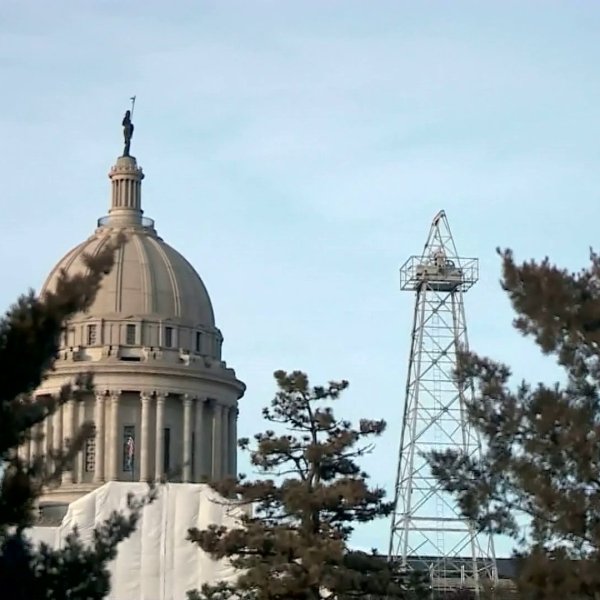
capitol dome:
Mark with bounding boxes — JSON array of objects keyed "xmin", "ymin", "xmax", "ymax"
[
  {"xmin": 42, "ymin": 222, "xmax": 215, "ymax": 329},
  {"xmin": 41, "ymin": 155, "xmax": 219, "ymax": 356},
  {"xmin": 26, "ymin": 121, "xmax": 245, "ymax": 506}
]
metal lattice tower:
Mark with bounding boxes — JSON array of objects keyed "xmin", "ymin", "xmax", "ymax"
[{"xmin": 388, "ymin": 210, "xmax": 497, "ymax": 592}]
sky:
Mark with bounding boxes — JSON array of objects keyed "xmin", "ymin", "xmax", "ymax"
[{"xmin": 1, "ymin": 0, "xmax": 600, "ymax": 558}]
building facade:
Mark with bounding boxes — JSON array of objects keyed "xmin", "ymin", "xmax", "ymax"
[{"xmin": 22, "ymin": 130, "xmax": 245, "ymax": 507}]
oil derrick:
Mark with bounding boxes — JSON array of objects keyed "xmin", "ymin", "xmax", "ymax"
[{"xmin": 388, "ymin": 210, "xmax": 497, "ymax": 592}]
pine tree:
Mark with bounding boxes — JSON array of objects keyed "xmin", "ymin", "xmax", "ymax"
[
  {"xmin": 0, "ymin": 236, "xmax": 153, "ymax": 599},
  {"xmin": 428, "ymin": 249, "xmax": 600, "ymax": 598},
  {"xmin": 188, "ymin": 370, "xmax": 429, "ymax": 600}
]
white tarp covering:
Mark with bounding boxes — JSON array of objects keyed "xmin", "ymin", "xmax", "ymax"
[{"xmin": 28, "ymin": 482, "xmax": 240, "ymax": 600}]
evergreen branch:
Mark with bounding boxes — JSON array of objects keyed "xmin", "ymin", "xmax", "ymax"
[{"xmin": 188, "ymin": 370, "xmax": 414, "ymax": 600}]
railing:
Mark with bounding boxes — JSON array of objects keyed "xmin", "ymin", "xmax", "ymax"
[
  {"xmin": 399, "ymin": 255, "xmax": 479, "ymax": 293},
  {"xmin": 97, "ymin": 215, "xmax": 155, "ymax": 229}
]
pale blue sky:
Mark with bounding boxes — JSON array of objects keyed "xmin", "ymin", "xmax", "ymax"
[{"xmin": 1, "ymin": 1, "xmax": 599, "ymax": 557}]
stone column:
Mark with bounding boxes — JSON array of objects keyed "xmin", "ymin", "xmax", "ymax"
[
  {"xmin": 40, "ymin": 397, "xmax": 51, "ymax": 457},
  {"xmin": 182, "ymin": 395, "xmax": 192, "ymax": 482},
  {"xmin": 17, "ymin": 441, "xmax": 27, "ymax": 462},
  {"xmin": 194, "ymin": 397, "xmax": 207, "ymax": 481},
  {"xmin": 94, "ymin": 393, "xmax": 106, "ymax": 483},
  {"xmin": 30, "ymin": 400, "xmax": 40, "ymax": 459},
  {"xmin": 140, "ymin": 391, "xmax": 151, "ymax": 482},
  {"xmin": 211, "ymin": 402, "xmax": 223, "ymax": 480},
  {"xmin": 77, "ymin": 401, "xmax": 86, "ymax": 482},
  {"xmin": 155, "ymin": 393, "xmax": 166, "ymax": 480},
  {"xmin": 26, "ymin": 438, "xmax": 33, "ymax": 464},
  {"xmin": 108, "ymin": 391, "xmax": 120, "ymax": 481},
  {"xmin": 221, "ymin": 406, "xmax": 229, "ymax": 480},
  {"xmin": 62, "ymin": 399, "xmax": 75, "ymax": 484},
  {"xmin": 228, "ymin": 406, "xmax": 238, "ymax": 477},
  {"xmin": 44, "ymin": 416, "xmax": 53, "ymax": 458},
  {"xmin": 52, "ymin": 404, "xmax": 63, "ymax": 471},
  {"xmin": 33, "ymin": 421, "xmax": 44, "ymax": 459}
]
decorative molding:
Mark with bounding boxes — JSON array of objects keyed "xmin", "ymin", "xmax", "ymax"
[
  {"xmin": 36, "ymin": 363, "xmax": 247, "ymax": 399},
  {"xmin": 109, "ymin": 390, "xmax": 122, "ymax": 401}
]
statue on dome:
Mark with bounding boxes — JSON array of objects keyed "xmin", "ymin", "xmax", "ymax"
[{"xmin": 122, "ymin": 110, "xmax": 134, "ymax": 156}]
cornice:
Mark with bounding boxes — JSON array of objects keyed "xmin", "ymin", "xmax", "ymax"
[{"xmin": 39, "ymin": 361, "xmax": 246, "ymax": 397}]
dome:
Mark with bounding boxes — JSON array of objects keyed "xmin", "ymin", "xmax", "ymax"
[
  {"xmin": 37, "ymin": 153, "xmax": 229, "ymax": 361},
  {"xmin": 42, "ymin": 228, "xmax": 215, "ymax": 328}
]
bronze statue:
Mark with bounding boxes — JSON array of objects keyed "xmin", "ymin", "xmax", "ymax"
[{"xmin": 122, "ymin": 110, "xmax": 134, "ymax": 156}]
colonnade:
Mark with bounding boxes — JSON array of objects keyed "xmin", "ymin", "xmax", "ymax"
[{"xmin": 19, "ymin": 392, "xmax": 238, "ymax": 486}]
